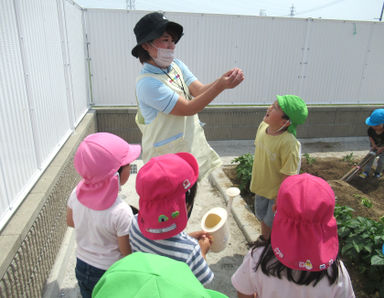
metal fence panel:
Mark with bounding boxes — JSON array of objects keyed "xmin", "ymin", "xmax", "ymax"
[
  {"xmin": 358, "ymin": 22, "xmax": 384, "ymax": 103},
  {"xmin": 84, "ymin": 9, "xmax": 142, "ymax": 105},
  {"xmin": 0, "ymin": 0, "xmax": 39, "ymax": 228},
  {"xmin": 63, "ymin": 1, "xmax": 89, "ymax": 124},
  {"xmin": 17, "ymin": 0, "xmax": 72, "ymax": 161},
  {"xmin": 84, "ymin": 10, "xmax": 384, "ymax": 106},
  {"xmin": 0, "ymin": 0, "xmax": 87, "ymax": 230}
]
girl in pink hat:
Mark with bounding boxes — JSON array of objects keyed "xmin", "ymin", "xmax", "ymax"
[
  {"xmin": 231, "ymin": 174, "xmax": 355, "ymax": 298},
  {"xmin": 66, "ymin": 132, "xmax": 141, "ymax": 298}
]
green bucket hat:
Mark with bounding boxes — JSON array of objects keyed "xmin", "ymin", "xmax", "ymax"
[
  {"xmin": 277, "ymin": 95, "xmax": 308, "ymax": 137},
  {"xmin": 92, "ymin": 252, "xmax": 228, "ymax": 298}
]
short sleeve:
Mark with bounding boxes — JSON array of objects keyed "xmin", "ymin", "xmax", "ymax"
[
  {"xmin": 67, "ymin": 188, "xmax": 77, "ymax": 208},
  {"xmin": 185, "ymin": 235, "xmax": 214, "ymax": 285},
  {"xmin": 280, "ymin": 138, "xmax": 301, "ymax": 176},
  {"xmin": 174, "ymin": 59, "xmax": 197, "ymax": 86},
  {"xmin": 114, "ymin": 200, "xmax": 134, "ymax": 237},
  {"xmin": 231, "ymin": 249, "xmax": 260, "ymax": 295}
]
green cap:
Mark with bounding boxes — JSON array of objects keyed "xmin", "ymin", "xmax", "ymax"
[
  {"xmin": 92, "ymin": 252, "xmax": 228, "ymax": 298},
  {"xmin": 277, "ymin": 95, "xmax": 308, "ymax": 137}
]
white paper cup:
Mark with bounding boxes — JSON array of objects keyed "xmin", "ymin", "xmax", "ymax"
[{"xmin": 201, "ymin": 207, "xmax": 229, "ymax": 253}]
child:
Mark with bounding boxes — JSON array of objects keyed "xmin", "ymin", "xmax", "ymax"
[
  {"xmin": 128, "ymin": 152, "xmax": 214, "ymax": 285},
  {"xmin": 66, "ymin": 132, "xmax": 141, "ymax": 298},
  {"xmin": 92, "ymin": 252, "xmax": 227, "ymax": 297},
  {"xmin": 359, "ymin": 108, "xmax": 384, "ymax": 179},
  {"xmin": 232, "ymin": 173, "xmax": 355, "ymax": 298},
  {"xmin": 250, "ymin": 95, "xmax": 308, "ymax": 239}
]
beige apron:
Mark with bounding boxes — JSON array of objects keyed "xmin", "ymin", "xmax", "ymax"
[{"xmin": 135, "ymin": 62, "xmax": 221, "ymax": 180}]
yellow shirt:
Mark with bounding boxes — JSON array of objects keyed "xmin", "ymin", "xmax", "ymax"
[{"xmin": 250, "ymin": 121, "xmax": 301, "ymax": 199}]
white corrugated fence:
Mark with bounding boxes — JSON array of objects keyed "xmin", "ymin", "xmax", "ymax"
[{"xmin": 1, "ymin": 3, "xmax": 383, "ymax": 230}]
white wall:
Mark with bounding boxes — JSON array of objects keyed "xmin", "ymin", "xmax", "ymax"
[
  {"xmin": 84, "ymin": 10, "xmax": 384, "ymax": 106},
  {"xmin": 0, "ymin": 0, "xmax": 88, "ymax": 230}
]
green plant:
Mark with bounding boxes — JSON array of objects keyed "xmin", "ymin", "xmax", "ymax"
[
  {"xmin": 231, "ymin": 154, "xmax": 254, "ymax": 193},
  {"xmin": 342, "ymin": 152, "xmax": 355, "ymax": 164},
  {"xmin": 361, "ymin": 198, "xmax": 373, "ymax": 208},
  {"xmin": 335, "ymin": 205, "xmax": 384, "ymax": 296},
  {"xmin": 352, "ymin": 194, "xmax": 373, "ymax": 208},
  {"xmin": 303, "ymin": 153, "xmax": 316, "ymax": 165}
]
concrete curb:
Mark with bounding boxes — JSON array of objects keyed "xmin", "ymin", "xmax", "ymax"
[
  {"xmin": 209, "ymin": 167, "xmax": 261, "ymax": 243},
  {"xmin": 43, "ymin": 228, "xmax": 76, "ymax": 298}
]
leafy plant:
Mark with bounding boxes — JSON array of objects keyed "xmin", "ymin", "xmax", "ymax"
[
  {"xmin": 361, "ymin": 198, "xmax": 373, "ymax": 208},
  {"xmin": 353, "ymin": 194, "xmax": 373, "ymax": 208},
  {"xmin": 342, "ymin": 152, "xmax": 355, "ymax": 164},
  {"xmin": 335, "ymin": 205, "xmax": 384, "ymax": 296},
  {"xmin": 231, "ymin": 154, "xmax": 254, "ymax": 194},
  {"xmin": 303, "ymin": 153, "xmax": 316, "ymax": 165}
]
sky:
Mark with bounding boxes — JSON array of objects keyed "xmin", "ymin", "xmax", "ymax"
[{"xmin": 73, "ymin": 0, "xmax": 384, "ymax": 21}]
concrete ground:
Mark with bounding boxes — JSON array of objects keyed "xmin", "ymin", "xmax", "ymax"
[{"xmin": 43, "ymin": 137, "xmax": 368, "ymax": 298}]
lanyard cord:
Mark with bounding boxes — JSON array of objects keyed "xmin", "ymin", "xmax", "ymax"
[{"xmin": 160, "ymin": 66, "xmax": 190, "ymax": 100}]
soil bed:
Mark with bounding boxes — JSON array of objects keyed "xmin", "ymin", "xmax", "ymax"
[{"xmin": 223, "ymin": 156, "xmax": 384, "ymax": 298}]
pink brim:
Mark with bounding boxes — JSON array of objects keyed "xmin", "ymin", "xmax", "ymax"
[{"xmin": 122, "ymin": 144, "xmax": 141, "ymax": 165}]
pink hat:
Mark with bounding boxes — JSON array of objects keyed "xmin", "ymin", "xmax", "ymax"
[
  {"xmin": 271, "ymin": 173, "xmax": 339, "ymax": 272},
  {"xmin": 136, "ymin": 153, "xmax": 199, "ymax": 240},
  {"xmin": 74, "ymin": 132, "xmax": 141, "ymax": 210}
]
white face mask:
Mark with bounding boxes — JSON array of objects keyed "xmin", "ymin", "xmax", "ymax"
[{"xmin": 151, "ymin": 44, "xmax": 174, "ymax": 68}]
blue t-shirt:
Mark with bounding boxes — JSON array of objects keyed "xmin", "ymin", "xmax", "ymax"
[{"xmin": 136, "ymin": 59, "xmax": 197, "ymax": 124}]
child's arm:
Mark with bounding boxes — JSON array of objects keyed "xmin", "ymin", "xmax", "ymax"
[
  {"xmin": 66, "ymin": 207, "xmax": 74, "ymax": 227},
  {"xmin": 369, "ymin": 137, "xmax": 377, "ymax": 151},
  {"xmin": 117, "ymin": 235, "xmax": 132, "ymax": 256}
]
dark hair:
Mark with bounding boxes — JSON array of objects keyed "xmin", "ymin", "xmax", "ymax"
[
  {"xmin": 185, "ymin": 183, "xmax": 197, "ymax": 218},
  {"xmin": 249, "ymin": 236, "xmax": 341, "ymax": 287},
  {"xmin": 136, "ymin": 45, "xmax": 152, "ymax": 64}
]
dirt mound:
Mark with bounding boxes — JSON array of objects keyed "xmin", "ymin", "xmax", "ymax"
[{"xmin": 301, "ymin": 156, "xmax": 384, "ymax": 221}]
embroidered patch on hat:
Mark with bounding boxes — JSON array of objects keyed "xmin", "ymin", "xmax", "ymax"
[
  {"xmin": 299, "ymin": 260, "xmax": 313, "ymax": 270},
  {"xmin": 183, "ymin": 179, "xmax": 191, "ymax": 189},
  {"xmin": 274, "ymin": 247, "xmax": 284, "ymax": 258}
]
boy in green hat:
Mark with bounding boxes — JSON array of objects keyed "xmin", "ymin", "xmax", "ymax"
[
  {"xmin": 92, "ymin": 252, "xmax": 227, "ymax": 298},
  {"xmin": 250, "ymin": 95, "xmax": 308, "ymax": 239}
]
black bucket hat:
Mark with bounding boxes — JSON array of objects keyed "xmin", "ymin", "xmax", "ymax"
[{"xmin": 132, "ymin": 12, "xmax": 183, "ymax": 58}]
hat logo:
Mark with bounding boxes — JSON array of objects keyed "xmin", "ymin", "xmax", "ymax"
[
  {"xmin": 274, "ymin": 247, "xmax": 284, "ymax": 258},
  {"xmin": 299, "ymin": 260, "xmax": 313, "ymax": 270},
  {"xmin": 183, "ymin": 179, "xmax": 191, "ymax": 189},
  {"xmin": 319, "ymin": 264, "xmax": 326, "ymax": 270}
]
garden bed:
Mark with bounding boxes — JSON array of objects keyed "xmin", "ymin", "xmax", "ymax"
[{"xmin": 223, "ymin": 154, "xmax": 384, "ymax": 298}]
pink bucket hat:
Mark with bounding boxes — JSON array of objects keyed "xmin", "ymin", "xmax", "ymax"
[
  {"xmin": 271, "ymin": 173, "xmax": 339, "ymax": 272},
  {"xmin": 74, "ymin": 132, "xmax": 141, "ymax": 210},
  {"xmin": 136, "ymin": 153, "xmax": 199, "ymax": 240}
]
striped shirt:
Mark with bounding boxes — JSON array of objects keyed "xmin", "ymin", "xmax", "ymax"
[{"xmin": 128, "ymin": 216, "xmax": 214, "ymax": 285}]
